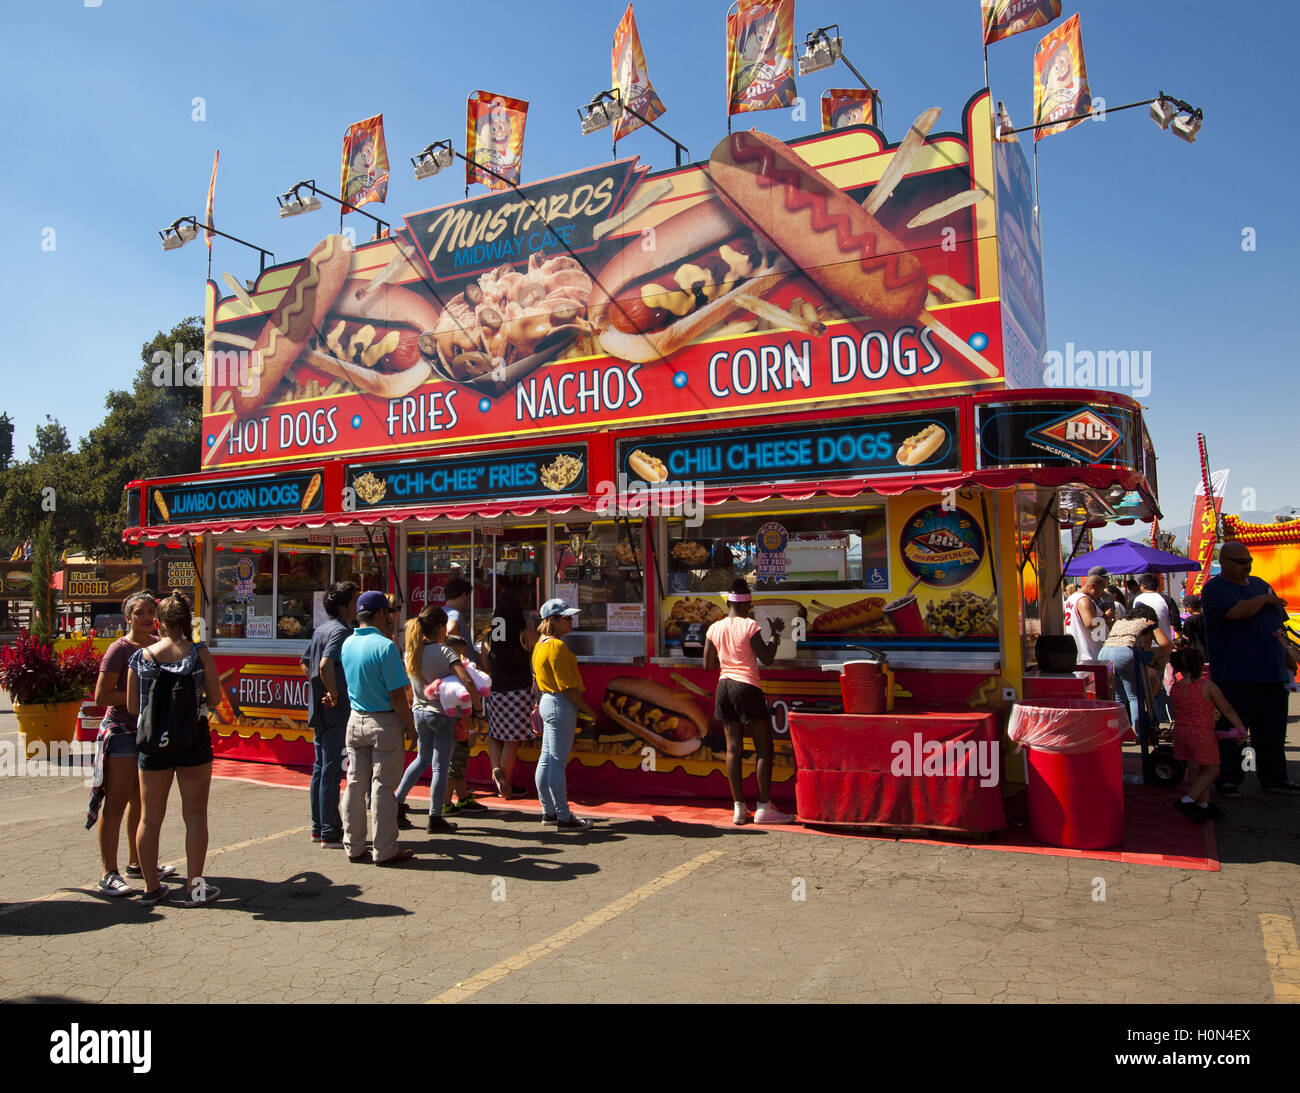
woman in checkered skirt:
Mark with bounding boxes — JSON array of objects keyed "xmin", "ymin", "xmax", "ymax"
[{"xmin": 479, "ymin": 595, "xmax": 536, "ymax": 799}]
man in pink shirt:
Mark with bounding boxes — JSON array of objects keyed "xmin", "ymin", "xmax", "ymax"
[{"xmin": 704, "ymin": 580, "xmax": 794, "ymax": 826}]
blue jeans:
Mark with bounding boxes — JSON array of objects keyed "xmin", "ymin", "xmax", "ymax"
[
  {"xmin": 536, "ymin": 693, "xmax": 577, "ymax": 821},
  {"xmin": 310, "ymin": 719, "xmax": 346, "ymax": 840},
  {"xmin": 1099, "ymin": 645, "xmax": 1146, "ymax": 745},
  {"xmin": 396, "ymin": 708, "xmax": 455, "ymax": 815}
]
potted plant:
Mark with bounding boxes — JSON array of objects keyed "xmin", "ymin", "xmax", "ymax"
[{"xmin": 0, "ymin": 630, "xmax": 101, "ymax": 746}]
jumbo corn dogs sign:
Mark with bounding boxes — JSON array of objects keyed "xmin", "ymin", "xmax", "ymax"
[{"xmin": 201, "ymin": 92, "xmax": 1015, "ymax": 471}]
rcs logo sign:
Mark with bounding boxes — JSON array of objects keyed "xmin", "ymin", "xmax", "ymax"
[{"xmin": 1032, "ymin": 409, "xmax": 1123, "ymax": 463}]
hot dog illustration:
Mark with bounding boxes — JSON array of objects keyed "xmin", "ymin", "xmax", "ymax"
[
  {"xmin": 895, "ymin": 423, "xmax": 947, "ymax": 466},
  {"xmin": 810, "ymin": 596, "xmax": 887, "ymax": 634},
  {"xmin": 588, "ymin": 197, "xmax": 789, "ymax": 364},
  {"xmin": 601, "ymin": 677, "xmax": 708, "ymax": 757},
  {"xmin": 153, "ymin": 489, "xmax": 171, "ymax": 522},
  {"xmin": 627, "ymin": 449, "xmax": 669, "ymax": 483},
  {"xmin": 300, "ymin": 473, "xmax": 322, "ymax": 511},
  {"xmin": 233, "ymin": 234, "xmax": 353, "ymax": 418},
  {"xmin": 707, "ymin": 130, "xmax": 929, "ymax": 324}
]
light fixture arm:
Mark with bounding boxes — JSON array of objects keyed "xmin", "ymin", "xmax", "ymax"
[
  {"xmin": 289, "ymin": 179, "xmax": 390, "ymax": 237},
  {"xmin": 1001, "ymin": 93, "xmax": 1202, "ymax": 137},
  {"xmin": 163, "ymin": 215, "xmax": 274, "ymax": 273}
]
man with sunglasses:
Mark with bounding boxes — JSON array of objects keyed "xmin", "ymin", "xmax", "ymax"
[{"xmin": 1202, "ymin": 542, "xmax": 1299, "ymax": 795}]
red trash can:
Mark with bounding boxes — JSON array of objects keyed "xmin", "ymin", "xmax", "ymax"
[{"xmin": 1008, "ymin": 699, "xmax": 1131, "ymax": 850}]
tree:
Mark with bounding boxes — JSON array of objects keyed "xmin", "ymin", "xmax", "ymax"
[
  {"xmin": 28, "ymin": 415, "xmax": 71, "ymax": 461},
  {"xmin": 0, "ymin": 316, "xmax": 203, "ymax": 560},
  {"xmin": 29, "ymin": 517, "xmax": 57, "ymax": 640},
  {"xmin": 76, "ymin": 316, "xmax": 203, "ymax": 556}
]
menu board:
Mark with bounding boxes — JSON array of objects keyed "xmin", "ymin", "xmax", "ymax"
[
  {"xmin": 346, "ymin": 445, "xmax": 588, "ymax": 511},
  {"xmin": 149, "ymin": 469, "xmax": 325, "ymax": 525}
]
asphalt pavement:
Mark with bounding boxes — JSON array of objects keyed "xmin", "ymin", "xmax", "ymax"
[{"xmin": 2, "ymin": 687, "xmax": 1298, "ymax": 1006}]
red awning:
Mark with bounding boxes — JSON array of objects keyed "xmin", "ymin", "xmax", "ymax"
[{"xmin": 124, "ymin": 464, "xmax": 1152, "ymax": 545}]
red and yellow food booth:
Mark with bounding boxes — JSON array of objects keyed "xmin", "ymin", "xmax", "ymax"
[{"xmin": 121, "ymin": 91, "xmax": 1161, "ymax": 824}]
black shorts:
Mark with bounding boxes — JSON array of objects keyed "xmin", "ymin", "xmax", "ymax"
[
  {"xmin": 715, "ymin": 679, "xmax": 769, "ymax": 725},
  {"xmin": 137, "ymin": 719, "xmax": 215, "ymax": 772}
]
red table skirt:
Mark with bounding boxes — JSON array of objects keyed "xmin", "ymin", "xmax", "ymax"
[{"xmin": 787, "ymin": 710, "xmax": 1007, "ymax": 833}]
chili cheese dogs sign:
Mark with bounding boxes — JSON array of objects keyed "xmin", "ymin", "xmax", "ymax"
[
  {"xmin": 150, "ymin": 470, "xmax": 325, "ymax": 525},
  {"xmin": 203, "ymin": 92, "xmax": 1009, "ymax": 471},
  {"xmin": 618, "ymin": 409, "xmax": 960, "ymax": 487}
]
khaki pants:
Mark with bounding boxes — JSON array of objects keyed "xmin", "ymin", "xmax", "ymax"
[{"xmin": 342, "ymin": 709, "xmax": 405, "ymax": 862}]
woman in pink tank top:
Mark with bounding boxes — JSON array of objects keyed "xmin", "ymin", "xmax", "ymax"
[{"xmin": 704, "ymin": 580, "xmax": 794, "ymax": 826}]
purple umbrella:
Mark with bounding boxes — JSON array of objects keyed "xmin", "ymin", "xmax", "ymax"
[{"xmin": 1064, "ymin": 537, "xmax": 1202, "ymax": 577}]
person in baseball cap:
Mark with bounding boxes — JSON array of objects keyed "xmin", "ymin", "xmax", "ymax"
[
  {"xmin": 338, "ymin": 590, "xmax": 418, "ymax": 865},
  {"xmin": 531, "ymin": 599, "xmax": 596, "ymax": 831}
]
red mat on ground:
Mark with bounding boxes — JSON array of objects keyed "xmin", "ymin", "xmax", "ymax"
[{"xmin": 210, "ymin": 756, "xmax": 1218, "ymax": 871}]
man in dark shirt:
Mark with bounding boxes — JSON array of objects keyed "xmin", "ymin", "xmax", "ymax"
[
  {"xmin": 301, "ymin": 581, "xmax": 358, "ymax": 847},
  {"xmin": 1202, "ymin": 542, "xmax": 1298, "ymax": 795}
]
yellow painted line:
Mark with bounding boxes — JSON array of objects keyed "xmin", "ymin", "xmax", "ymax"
[
  {"xmin": 1259, "ymin": 914, "xmax": 1300, "ymax": 1003},
  {"xmin": 428, "ymin": 849, "xmax": 726, "ymax": 1004},
  {"xmin": 0, "ymin": 824, "xmax": 310, "ymax": 917}
]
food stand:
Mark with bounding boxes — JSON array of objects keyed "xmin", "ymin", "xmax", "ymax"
[{"xmin": 121, "ymin": 91, "xmax": 1162, "ymax": 813}]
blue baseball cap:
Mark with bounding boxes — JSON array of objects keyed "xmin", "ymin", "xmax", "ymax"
[
  {"xmin": 539, "ymin": 598, "xmax": 579, "ymax": 619},
  {"xmin": 356, "ymin": 590, "xmax": 390, "ymax": 614}
]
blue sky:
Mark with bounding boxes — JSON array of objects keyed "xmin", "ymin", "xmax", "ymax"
[{"xmin": 3, "ymin": 0, "xmax": 1296, "ymax": 534}]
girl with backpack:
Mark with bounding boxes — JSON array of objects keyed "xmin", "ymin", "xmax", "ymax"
[{"xmin": 126, "ymin": 592, "xmax": 225, "ymax": 907}]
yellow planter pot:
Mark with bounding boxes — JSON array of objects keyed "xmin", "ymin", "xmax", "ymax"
[{"xmin": 13, "ymin": 700, "xmax": 82, "ymax": 747}]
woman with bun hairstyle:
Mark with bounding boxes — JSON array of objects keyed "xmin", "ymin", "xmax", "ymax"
[
  {"xmin": 479, "ymin": 594, "xmax": 536, "ymax": 799},
  {"xmin": 532, "ymin": 599, "xmax": 598, "ymax": 831},
  {"xmin": 396, "ymin": 606, "xmax": 482, "ymax": 834},
  {"xmin": 704, "ymin": 579, "xmax": 794, "ymax": 826},
  {"xmin": 89, "ymin": 591, "xmax": 177, "ymax": 896},
  {"xmin": 126, "ymin": 592, "xmax": 225, "ymax": 907}
]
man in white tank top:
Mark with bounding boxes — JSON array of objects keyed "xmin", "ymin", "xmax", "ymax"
[{"xmin": 1064, "ymin": 571, "xmax": 1109, "ymax": 661}]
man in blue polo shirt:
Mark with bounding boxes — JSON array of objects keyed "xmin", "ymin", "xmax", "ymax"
[
  {"xmin": 1202, "ymin": 541, "xmax": 1299, "ymax": 796},
  {"xmin": 339, "ymin": 591, "xmax": 419, "ymax": 864}
]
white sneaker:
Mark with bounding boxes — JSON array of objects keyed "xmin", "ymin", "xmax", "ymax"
[
  {"xmin": 98, "ymin": 871, "xmax": 132, "ymax": 897},
  {"xmin": 753, "ymin": 803, "xmax": 795, "ymax": 825},
  {"xmin": 733, "ymin": 803, "xmax": 752, "ymax": 826}
]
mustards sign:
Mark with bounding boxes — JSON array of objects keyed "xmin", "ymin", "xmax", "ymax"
[{"xmin": 405, "ymin": 161, "xmax": 642, "ymax": 280}]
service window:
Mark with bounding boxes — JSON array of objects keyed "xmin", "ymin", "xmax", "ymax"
[
  {"xmin": 665, "ymin": 508, "xmax": 888, "ymax": 594},
  {"xmin": 212, "ymin": 539, "xmax": 273, "ymax": 639},
  {"xmin": 554, "ymin": 520, "xmax": 645, "ymax": 632},
  {"xmin": 275, "ymin": 539, "xmax": 331, "ymax": 641}
]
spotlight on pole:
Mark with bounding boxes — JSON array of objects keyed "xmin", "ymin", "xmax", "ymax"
[
  {"xmin": 797, "ymin": 25, "xmax": 842, "ymax": 76},
  {"xmin": 411, "ymin": 140, "xmax": 456, "ymax": 181},
  {"xmin": 579, "ymin": 90, "xmax": 623, "ymax": 136}
]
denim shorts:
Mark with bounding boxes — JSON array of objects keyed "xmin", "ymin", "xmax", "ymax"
[{"xmin": 105, "ymin": 731, "xmax": 138, "ymax": 758}]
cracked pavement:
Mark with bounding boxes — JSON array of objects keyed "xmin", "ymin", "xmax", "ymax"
[{"xmin": 2, "ymin": 694, "xmax": 1297, "ymax": 1004}]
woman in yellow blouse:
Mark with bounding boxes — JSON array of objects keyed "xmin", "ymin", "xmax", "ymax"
[{"xmin": 532, "ymin": 598, "xmax": 597, "ymax": 831}]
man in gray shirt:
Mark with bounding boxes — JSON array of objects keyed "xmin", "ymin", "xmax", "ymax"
[{"xmin": 301, "ymin": 582, "xmax": 358, "ymax": 848}]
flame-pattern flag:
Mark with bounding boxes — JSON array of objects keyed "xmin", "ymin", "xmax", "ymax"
[
  {"xmin": 726, "ymin": 0, "xmax": 797, "ymax": 115},
  {"xmin": 466, "ymin": 92, "xmax": 528, "ymax": 191},
  {"xmin": 204, "ymin": 150, "xmax": 218, "ymax": 250},
  {"xmin": 612, "ymin": 4, "xmax": 667, "ymax": 143},
  {"xmin": 1033, "ymin": 13, "xmax": 1091, "ymax": 141},
  {"xmin": 341, "ymin": 115, "xmax": 390, "ymax": 209},
  {"xmin": 982, "ymin": 0, "xmax": 1061, "ymax": 45}
]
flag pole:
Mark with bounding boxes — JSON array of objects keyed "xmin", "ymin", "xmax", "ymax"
[{"xmin": 725, "ymin": 0, "xmax": 739, "ymax": 134}]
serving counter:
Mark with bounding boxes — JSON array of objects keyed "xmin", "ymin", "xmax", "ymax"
[{"xmin": 788, "ymin": 709, "xmax": 1007, "ymax": 833}]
